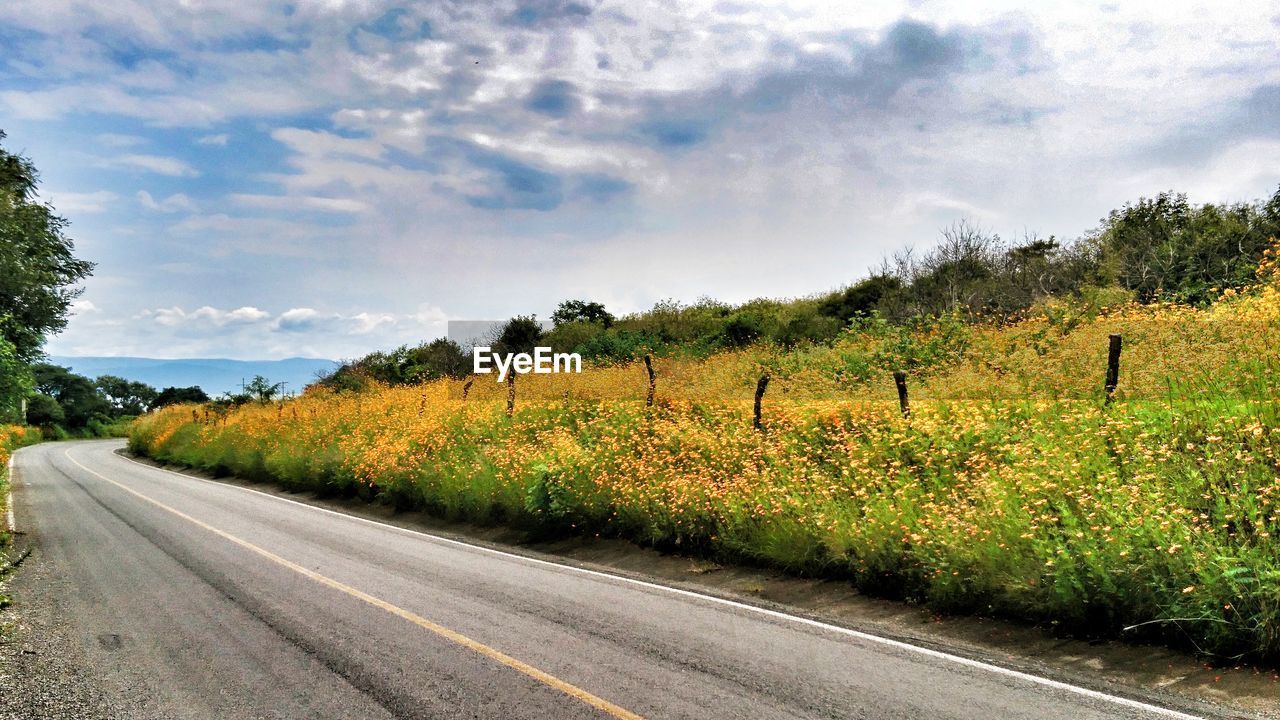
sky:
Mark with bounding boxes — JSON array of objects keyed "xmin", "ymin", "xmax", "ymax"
[{"xmin": 2, "ymin": 0, "xmax": 1278, "ymax": 361}]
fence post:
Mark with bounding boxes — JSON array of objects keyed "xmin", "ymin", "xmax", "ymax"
[
  {"xmin": 506, "ymin": 373, "xmax": 516, "ymax": 417},
  {"xmin": 893, "ymin": 370, "xmax": 910, "ymax": 418},
  {"xmin": 462, "ymin": 378, "xmax": 474, "ymax": 401},
  {"xmin": 753, "ymin": 374, "xmax": 770, "ymax": 430},
  {"xmin": 643, "ymin": 354, "xmax": 656, "ymax": 407},
  {"xmin": 1104, "ymin": 333, "xmax": 1122, "ymax": 406}
]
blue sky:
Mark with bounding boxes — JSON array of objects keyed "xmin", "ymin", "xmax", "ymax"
[{"xmin": 2, "ymin": 1, "xmax": 1278, "ymax": 360}]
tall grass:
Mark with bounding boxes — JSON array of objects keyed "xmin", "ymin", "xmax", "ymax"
[{"xmin": 130, "ymin": 272, "xmax": 1280, "ymax": 661}]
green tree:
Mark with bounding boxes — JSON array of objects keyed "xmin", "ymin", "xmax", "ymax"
[
  {"xmin": 405, "ymin": 338, "xmax": 469, "ymax": 381},
  {"xmin": 152, "ymin": 386, "xmax": 211, "ymax": 408},
  {"xmin": 24, "ymin": 393, "xmax": 64, "ymax": 429},
  {"xmin": 244, "ymin": 375, "xmax": 285, "ymax": 403},
  {"xmin": 95, "ymin": 375, "xmax": 158, "ymax": 416},
  {"xmin": 32, "ymin": 363, "xmax": 110, "ymax": 428},
  {"xmin": 818, "ymin": 274, "xmax": 901, "ymax": 321},
  {"xmin": 494, "ymin": 316, "xmax": 544, "ymax": 355},
  {"xmin": 0, "ymin": 130, "xmax": 95, "ymax": 362},
  {"xmin": 0, "ymin": 336, "xmax": 32, "ymax": 422},
  {"xmin": 551, "ymin": 300, "xmax": 615, "ymax": 328}
]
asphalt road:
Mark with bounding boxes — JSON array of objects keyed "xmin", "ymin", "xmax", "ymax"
[{"xmin": 0, "ymin": 440, "xmax": 1216, "ymax": 719}]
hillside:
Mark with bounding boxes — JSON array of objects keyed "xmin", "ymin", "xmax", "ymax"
[{"xmin": 47, "ymin": 356, "xmax": 336, "ymax": 396}]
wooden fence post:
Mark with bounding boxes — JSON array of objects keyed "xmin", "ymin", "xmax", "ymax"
[
  {"xmin": 1104, "ymin": 333, "xmax": 1122, "ymax": 406},
  {"xmin": 506, "ymin": 373, "xmax": 516, "ymax": 417},
  {"xmin": 753, "ymin": 373, "xmax": 770, "ymax": 430},
  {"xmin": 643, "ymin": 354, "xmax": 656, "ymax": 407},
  {"xmin": 893, "ymin": 370, "xmax": 910, "ymax": 418}
]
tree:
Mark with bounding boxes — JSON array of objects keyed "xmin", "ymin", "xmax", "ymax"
[
  {"xmin": 404, "ymin": 338, "xmax": 469, "ymax": 381},
  {"xmin": 493, "ymin": 316, "xmax": 544, "ymax": 355},
  {"xmin": 0, "ymin": 130, "xmax": 95, "ymax": 362},
  {"xmin": 95, "ymin": 375, "xmax": 158, "ymax": 416},
  {"xmin": 818, "ymin": 274, "xmax": 901, "ymax": 321},
  {"xmin": 0, "ymin": 336, "xmax": 32, "ymax": 423},
  {"xmin": 31, "ymin": 363, "xmax": 110, "ymax": 428},
  {"xmin": 25, "ymin": 393, "xmax": 63, "ymax": 429},
  {"xmin": 551, "ymin": 300, "xmax": 615, "ymax": 328},
  {"xmin": 244, "ymin": 375, "xmax": 285, "ymax": 403},
  {"xmin": 1090, "ymin": 188, "xmax": 1280, "ymax": 303},
  {"xmin": 152, "ymin": 386, "xmax": 211, "ymax": 408}
]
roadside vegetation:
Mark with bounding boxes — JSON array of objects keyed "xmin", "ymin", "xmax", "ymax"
[
  {"xmin": 0, "ymin": 425, "xmax": 39, "ymax": 554},
  {"xmin": 132, "ymin": 183, "xmax": 1280, "ymax": 662}
]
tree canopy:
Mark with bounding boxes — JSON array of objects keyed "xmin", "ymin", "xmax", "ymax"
[{"xmin": 0, "ymin": 130, "xmax": 94, "ymax": 363}]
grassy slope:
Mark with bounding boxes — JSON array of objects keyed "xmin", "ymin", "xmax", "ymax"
[{"xmin": 130, "ymin": 278, "xmax": 1280, "ymax": 662}]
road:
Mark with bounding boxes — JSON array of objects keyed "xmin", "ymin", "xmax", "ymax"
[{"xmin": 0, "ymin": 440, "xmax": 1216, "ymax": 719}]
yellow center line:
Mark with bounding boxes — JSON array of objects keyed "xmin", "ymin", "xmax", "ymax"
[{"xmin": 63, "ymin": 448, "xmax": 645, "ymax": 720}]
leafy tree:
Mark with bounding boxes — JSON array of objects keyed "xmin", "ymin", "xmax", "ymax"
[
  {"xmin": 244, "ymin": 375, "xmax": 285, "ymax": 403},
  {"xmin": 152, "ymin": 386, "xmax": 211, "ymax": 408},
  {"xmin": 0, "ymin": 130, "xmax": 95, "ymax": 362},
  {"xmin": 25, "ymin": 393, "xmax": 63, "ymax": 429},
  {"xmin": 0, "ymin": 336, "xmax": 32, "ymax": 422},
  {"xmin": 315, "ymin": 338, "xmax": 470, "ymax": 391},
  {"xmin": 1091, "ymin": 188, "xmax": 1280, "ymax": 303},
  {"xmin": 720, "ymin": 312, "xmax": 762, "ymax": 347},
  {"xmin": 95, "ymin": 375, "xmax": 158, "ymax": 416},
  {"xmin": 406, "ymin": 338, "xmax": 469, "ymax": 380},
  {"xmin": 494, "ymin": 316, "xmax": 544, "ymax": 355},
  {"xmin": 551, "ymin": 300, "xmax": 615, "ymax": 328},
  {"xmin": 818, "ymin": 274, "xmax": 901, "ymax": 321},
  {"xmin": 31, "ymin": 362, "xmax": 110, "ymax": 428}
]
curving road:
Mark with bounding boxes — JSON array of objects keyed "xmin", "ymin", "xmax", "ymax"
[{"xmin": 0, "ymin": 440, "xmax": 1219, "ymax": 719}]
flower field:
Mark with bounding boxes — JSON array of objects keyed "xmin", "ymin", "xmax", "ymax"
[{"xmin": 130, "ymin": 267, "xmax": 1280, "ymax": 661}]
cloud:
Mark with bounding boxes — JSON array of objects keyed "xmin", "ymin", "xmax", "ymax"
[
  {"xmin": 574, "ymin": 173, "xmax": 631, "ymax": 202},
  {"xmin": 502, "ymin": 0, "xmax": 594, "ymax": 28},
  {"xmin": 69, "ymin": 299, "xmax": 100, "ymax": 315},
  {"xmin": 230, "ymin": 193, "xmax": 369, "ymax": 214},
  {"xmin": 137, "ymin": 190, "xmax": 197, "ymax": 213},
  {"xmin": 97, "ymin": 133, "xmax": 147, "ymax": 148},
  {"xmin": 13, "ymin": 1, "xmax": 1280, "ymax": 362},
  {"xmin": 102, "ymin": 153, "xmax": 200, "ymax": 177},
  {"xmin": 462, "ymin": 147, "xmax": 565, "ymax": 211},
  {"xmin": 43, "ymin": 190, "xmax": 119, "ymax": 214},
  {"xmin": 524, "ymin": 79, "xmax": 580, "ymax": 117},
  {"xmin": 145, "ymin": 305, "xmax": 271, "ymax": 327}
]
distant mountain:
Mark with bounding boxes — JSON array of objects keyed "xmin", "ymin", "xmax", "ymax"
[{"xmin": 47, "ymin": 356, "xmax": 338, "ymax": 397}]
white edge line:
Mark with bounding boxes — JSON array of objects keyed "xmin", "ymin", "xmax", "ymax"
[
  {"xmin": 106, "ymin": 446, "xmax": 1204, "ymax": 720},
  {"xmin": 5, "ymin": 454, "xmax": 14, "ymax": 533}
]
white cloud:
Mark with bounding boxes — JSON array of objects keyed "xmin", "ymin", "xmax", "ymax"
[
  {"xmin": 14, "ymin": 1, "xmax": 1280, "ymax": 361},
  {"xmin": 146, "ymin": 305, "xmax": 271, "ymax": 327},
  {"xmin": 137, "ymin": 190, "xmax": 198, "ymax": 213},
  {"xmin": 229, "ymin": 193, "xmax": 369, "ymax": 214},
  {"xmin": 96, "ymin": 133, "xmax": 146, "ymax": 148},
  {"xmin": 42, "ymin": 190, "xmax": 118, "ymax": 214},
  {"xmin": 101, "ymin": 153, "xmax": 200, "ymax": 177}
]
